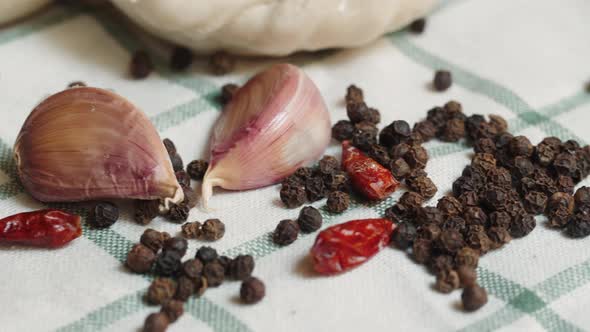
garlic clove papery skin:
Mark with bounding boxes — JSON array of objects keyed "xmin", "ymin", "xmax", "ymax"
[
  {"xmin": 202, "ymin": 63, "xmax": 331, "ymax": 208},
  {"xmin": 14, "ymin": 87, "xmax": 183, "ymax": 211}
]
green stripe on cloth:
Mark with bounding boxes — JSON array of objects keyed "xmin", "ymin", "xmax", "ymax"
[
  {"xmin": 186, "ymin": 298, "xmax": 254, "ymax": 332},
  {"xmin": 56, "ymin": 291, "xmax": 145, "ymax": 332},
  {"xmin": 532, "ymin": 308, "xmax": 585, "ymax": 332},
  {"xmin": 0, "ymin": 6, "xmax": 79, "ymax": 45}
]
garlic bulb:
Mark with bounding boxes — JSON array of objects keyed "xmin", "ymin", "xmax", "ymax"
[
  {"xmin": 0, "ymin": 0, "xmax": 50, "ymax": 25},
  {"xmin": 202, "ymin": 63, "xmax": 331, "ymax": 207},
  {"xmin": 14, "ymin": 87, "xmax": 184, "ymax": 210},
  {"xmin": 111, "ymin": 0, "xmax": 438, "ymax": 56}
]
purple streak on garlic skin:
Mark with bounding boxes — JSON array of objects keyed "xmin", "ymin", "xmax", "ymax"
[
  {"xmin": 14, "ymin": 87, "xmax": 183, "ymax": 210},
  {"xmin": 202, "ymin": 63, "xmax": 331, "ymax": 208}
]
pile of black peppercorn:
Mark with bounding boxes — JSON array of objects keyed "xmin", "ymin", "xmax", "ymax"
[
  {"xmin": 331, "ymin": 84, "xmax": 590, "ymax": 312},
  {"xmin": 126, "ymin": 227, "xmax": 265, "ymax": 331},
  {"xmin": 134, "ymin": 138, "xmax": 208, "ymax": 225},
  {"xmin": 272, "ymin": 205, "xmax": 324, "ymax": 247}
]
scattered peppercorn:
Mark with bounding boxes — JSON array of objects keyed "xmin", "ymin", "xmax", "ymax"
[
  {"xmin": 164, "ymin": 237, "xmax": 188, "ymax": 257},
  {"xmin": 345, "ymin": 85, "xmax": 364, "ymax": 105},
  {"xmin": 155, "ymin": 250, "xmax": 183, "ymax": 276},
  {"xmin": 161, "ymin": 300, "xmax": 184, "ymax": 323},
  {"xmin": 435, "ymin": 269, "xmax": 460, "ymax": 293},
  {"xmin": 67, "ymin": 81, "xmax": 86, "ymax": 88},
  {"xmin": 297, "ymin": 206, "xmax": 323, "ymax": 233},
  {"xmin": 228, "ymin": 255, "xmax": 255, "ymax": 280},
  {"xmin": 391, "ymin": 222, "xmax": 417, "ymax": 249},
  {"xmin": 146, "ymin": 278, "xmax": 177, "ymax": 305},
  {"xmin": 175, "ymin": 275, "xmax": 196, "ymax": 301},
  {"xmin": 130, "ymin": 50, "xmax": 153, "ymax": 79},
  {"xmin": 89, "ymin": 202, "xmax": 119, "ymax": 228},
  {"xmin": 409, "ymin": 18, "xmax": 426, "ymax": 34},
  {"xmin": 201, "ymin": 219, "xmax": 226, "ymax": 241},
  {"xmin": 457, "ymin": 265, "xmax": 477, "ymax": 287},
  {"xmin": 437, "ymin": 196, "xmax": 463, "ymax": 217},
  {"xmin": 134, "ymin": 200, "xmax": 160, "ymax": 225},
  {"xmin": 217, "ymin": 256, "xmax": 232, "ymax": 274},
  {"xmin": 566, "ymin": 213, "xmax": 590, "ymax": 238},
  {"xmin": 326, "ymin": 191, "xmax": 350, "ymax": 214},
  {"xmin": 433, "ymin": 70, "xmax": 452, "ymax": 91},
  {"xmin": 186, "ymin": 160, "xmax": 209, "ymax": 180},
  {"xmin": 221, "ymin": 83, "xmax": 239, "ymax": 104},
  {"xmin": 182, "ymin": 221, "xmax": 202, "ymax": 239},
  {"xmin": 170, "ymin": 46, "xmax": 193, "ymax": 71},
  {"xmin": 168, "ymin": 203, "xmax": 190, "ymax": 222},
  {"xmin": 462, "ymin": 285, "xmax": 488, "ymax": 311},
  {"xmin": 163, "ymin": 138, "xmax": 176, "ymax": 156},
  {"xmin": 182, "ymin": 259, "xmax": 203, "ymax": 279},
  {"xmin": 407, "ymin": 176, "xmax": 438, "ymax": 199},
  {"xmin": 379, "ymin": 120, "xmax": 411, "ymax": 147},
  {"xmin": 280, "ymin": 184, "xmax": 307, "ymax": 208},
  {"xmin": 140, "ymin": 229, "xmax": 167, "ymax": 253},
  {"xmin": 412, "ymin": 238, "xmax": 432, "ymax": 264},
  {"xmin": 143, "ymin": 312, "xmax": 169, "ymax": 332},
  {"xmin": 209, "ymin": 51, "xmax": 235, "ymax": 75},
  {"xmin": 203, "ymin": 261, "xmax": 225, "ymax": 287},
  {"xmin": 332, "ymin": 120, "xmax": 355, "ymax": 141},
  {"xmin": 170, "ymin": 153, "xmax": 184, "ymax": 172},
  {"xmin": 455, "ymin": 247, "xmax": 479, "ymax": 268},
  {"xmin": 273, "ymin": 219, "xmax": 299, "ymax": 246},
  {"xmin": 240, "ymin": 277, "xmax": 265, "ymax": 304},
  {"xmin": 196, "ymin": 246, "xmax": 218, "ymax": 264},
  {"xmin": 126, "ymin": 244, "xmax": 156, "ymax": 273}
]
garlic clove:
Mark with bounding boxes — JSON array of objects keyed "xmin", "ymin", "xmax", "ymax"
[
  {"xmin": 202, "ymin": 63, "xmax": 331, "ymax": 208},
  {"xmin": 14, "ymin": 87, "xmax": 184, "ymax": 211}
]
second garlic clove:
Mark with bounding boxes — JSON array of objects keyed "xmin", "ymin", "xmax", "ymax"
[
  {"xmin": 14, "ymin": 87, "xmax": 184, "ymax": 210},
  {"xmin": 202, "ymin": 64, "xmax": 331, "ymax": 208}
]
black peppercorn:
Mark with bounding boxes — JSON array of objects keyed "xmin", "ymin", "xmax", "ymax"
[
  {"xmin": 405, "ymin": 144, "xmax": 429, "ymax": 169},
  {"xmin": 509, "ymin": 214, "xmax": 536, "ymax": 238},
  {"xmin": 474, "ymin": 138, "xmax": 496, "ymax": 154},
  {"xmin": 413, "ymin": 120, "xmax": 437, "ymax": 142},
  {"xmin": 436, "ymin": 229, "xmax": 465, "ymax": 254},
  {"xmin": 186, "ymin": 160, "xmax": 209, "ymax": 181},
  {"xmin": 273, "ymin": 219, "xmax": 299, "ymax": 246},
  {"xmin": 305, "ymin": 176, "xmax": 327, "ymax": 202},
  {"xmin": 161, "ymin": 300, "xmax": 184, "ymax": 323},
  {"xmin": 130, "ymin": 50, "xmax": 153, "ymax": 79},
  {"xmin": 441, "ymin": 216, "xmax": 467, "ymax": 234},
  {"xmin": 201, "ymin": 218, "xmax": 226, "ymax": 241},
  {"xmin": 440, "ymin": 118, "xmax": 465, "ymax": 142},
  {"xmin": 146, "ymin": 278, "xmax": 177, "ymax": 305},
  {"xmin": 326, "ymin": 191, "xmax": 350, "ymax": 214},
  {"xmin": 126, "ymin": 244, "xmax": 156, "ymax": 274},
  {"xmin": 437, "ymin": 196, "xmax": 463, "ymax": 217},
  {"xmin": 323, "ymin": 171, "xmax": 350, "ymax": 193},
  {"xmin": 140, "ymin": 229, "xmax": 166, "ymax": 253},
  {"xmin": 196, "ymin": 246, "xmax": 218, "ymax": 264},
  {"xmin": 463, "ymin": 207, "xmax": 488, "ymax": 226},
  {"xmin": 487, "ymin": 227, "xmax": 512, "ymax": 249},
  {"xmin": 415, "ymin": 206, "xmax": 445, "ymax": 226},
  {"xmin": 220, "ymin": 83, "xmax": 239, "ymax": 104},
  {"xmin": 89, "ymin": 201, "xmax": 119, "ymax": 228},
  {"xmin": 435, "ymin": 269, "xmax": 460, "ymax": 293},
  {"xmin": 182, "ymin": 221, "xmax": 202, "ymax": 239},
  {"xmin": 209, "ymin": 51, "xmax": 235, "ymax": 75},
  {"xmin": 164, "ymin": 237, "xmax": 188, "ymax": 257},
  {"xmin": 170, "ymin": 46, "xmax": 193, "ymax": 71},
  {"xmin": 134, "ymin": 200, "xmax": 160, "ymax": 225},
  {"xmin": 203, "ymin": 261, "xmax": 225, "ymax": 287},
  {"xmin": 433, "ymin": 70, "xmax": 452, "ymax": 91},
  {"xmin": 509, "ymin": 136, "xmax": 534, "ymax": 157},
  {"xmin": 462, "ymin": 285, "xmax": 488, "ymax": 311},
  {"xmin": 182, "ymin": 259, "xmax": 204, "ymax": 279},
  {"xmin": 170, "ymin": 153, "xmax": 184, "ymax": 172},
  {"xmin": 332, "ymin": 120, "xmax": 355, "ymax": 141},
  {"xmin": 455, "ymin": 247, "xmax": 479, "ymax": 268},
  {"xmin": 168, "ymin": 203, "xmax": 190, "ymax": 222},
  {"xmin": 409, "ymin": 18, "xmax": 426, "ymax": 34},
  {"xmin": 297, "ymin": 206, "xmax": 323, "ymax": 233},
  {"xmin": 155, "ymin": 250, "xmax": 182, "ymax": 276},
  {"xmin": 280, "ymin": 183, "xmax": 307, "ymax": 208},
  {"xmin": 175, "ymin": 275, "xmax": 196, "ymax": 301},
  {"xmin": 523, "ymin": 191, "xmax": 548, "ymax": 215},
  {"xmin": 391, "ymin": 222, "xmax": 417, "ymax": 249},
  {"xmin": 345, "ymin": 85, "xmax": 364, "ymax": 105},
  {"xmin": 143, "ymin": 312, "xmax": 169, "ymax": 332},
  {"xmin": 407, "ymin": 176, "xmax": 438, "ymax": 199},
  {"xmin": 379, "ymin": 120, "xmax": 411, "ymax": 147},
  {"xmin": 457, "ymin": 265, "xmax": 478, "ymax": 287},
  {"xmin": 175, "ymin": 170, "xmax": 191, "ymax": 189},
  {"xmin": 566, "ymin": 213, "xmax": 590, "ymax": 238},
  {"xmin": 429, "ymin": 254, "xmax": 455, "ymax": 275},
  {"xmin": 228, "ymin": 255, "xmax": 255, "ymax": 280},
  {"xmin": 240, "ymin": 277, "xmax": 266, "ymax": 304},
  {"xmin": 412, "ymin": 238, "xmax": 432, "ymax": 264}
]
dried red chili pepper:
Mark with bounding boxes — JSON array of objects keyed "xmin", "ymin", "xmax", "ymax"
[
  {"xmin": 0, "ymin": 209, "xmax": 82, "ymax": 248},
  {"xmin": 311, "ymin": 218, "xmax": 395, "ymax": 275},
  {"xmin": 341, "ymin": 141, "xmax": 399, "ymax": 200}
]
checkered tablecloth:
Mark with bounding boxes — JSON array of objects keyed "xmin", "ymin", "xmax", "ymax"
[{"xmin": 1, "ymin": 1, "xmax": 589, "ymax": 331}]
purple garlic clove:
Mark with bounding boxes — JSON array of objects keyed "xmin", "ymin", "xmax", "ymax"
[
  {"xmin": 202, "ymin": 63, "xmax": 331, "ymax": 208},
  {"xmin": 14, "ymin": 87, "xmax": 183, "ymax": 210}
]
